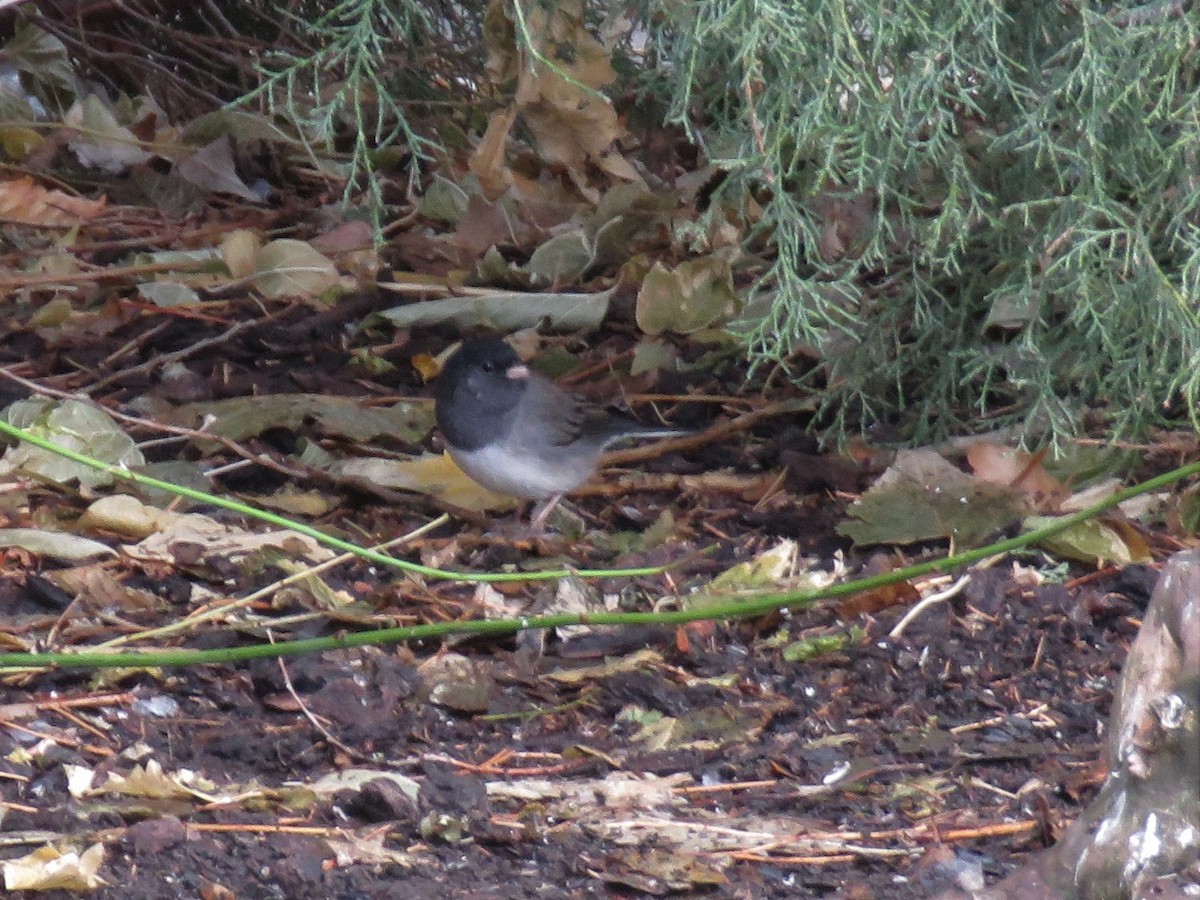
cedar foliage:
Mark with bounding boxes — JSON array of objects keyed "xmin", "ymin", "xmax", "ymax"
[{"xmin": 652, "ymin": 0, "xmax": 1200, "ymax": 444}]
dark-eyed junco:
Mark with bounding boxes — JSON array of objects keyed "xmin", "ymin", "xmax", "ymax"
[{"xmin": 435, "ymin": 338, "xmax": 690, "ymax": 523}]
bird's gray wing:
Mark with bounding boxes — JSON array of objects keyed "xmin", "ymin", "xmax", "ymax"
[{"xmin": 514, "ymin": 375, "xmax": 601, "ymax": 448}]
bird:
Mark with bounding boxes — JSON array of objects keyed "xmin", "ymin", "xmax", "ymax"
[{"xmin": 434, "ymin": 338, "xmax": 690, "ymax": 526}]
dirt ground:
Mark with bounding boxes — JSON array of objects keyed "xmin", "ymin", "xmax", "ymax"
[{"xmin": 0, "ymin": 298, "xmax": 1171, "ymax": 898}]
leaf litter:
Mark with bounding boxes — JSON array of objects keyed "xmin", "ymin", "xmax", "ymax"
[{"xmin": 0, "ymin": 11, "xmax": 1195, "ymax": 899}]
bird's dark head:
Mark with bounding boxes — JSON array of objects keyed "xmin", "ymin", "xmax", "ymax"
[
  {"xmin": 435, "ymin": 339, "xmax": 529, "ymax": 448},
  {"xmin": 459, "ymin": 338, "xmax": 527, "ymax": 379}
]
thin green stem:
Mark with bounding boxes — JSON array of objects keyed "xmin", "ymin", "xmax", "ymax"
[{"xmin": 2, "ymin": 456, "xmax": 1194, "ymax": 671}]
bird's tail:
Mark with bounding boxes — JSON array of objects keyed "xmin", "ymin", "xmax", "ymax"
[{"xmin": 600, "ymin": 420, "xmax": 694, "ymax": 449}]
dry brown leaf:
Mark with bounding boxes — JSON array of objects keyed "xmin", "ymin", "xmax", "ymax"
[
  {"xmin": 0, "ymin": 176, "xmax": 106, "ymax": 226},
  {"xmin": 2, "ymin": 843, "xmax": 107, "ymax": 891},
  {"xmin": 966, "ymin": 442, "xmax": 1067, "ymax": 513},
  {"xmin": 481, "ymin": 0, "xmax": 642, "ymax": 198}
]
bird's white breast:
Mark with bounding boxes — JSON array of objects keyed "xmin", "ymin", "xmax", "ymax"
[{"xmin": 448, "ymin": 443, "xmax": 597, "ymax": 499}]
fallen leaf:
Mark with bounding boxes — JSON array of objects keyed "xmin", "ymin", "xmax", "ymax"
[
  {"xmin": 3, "ymin": 843, "xmax": 107, "ymax": 891},
  {"xmin": 137, "ymin": 281, "xmax": 201, "ymax": 307},
  {"xmin": 337, "ymin": 453, "xmax": 517, "ymax": 513},
  {"xmin": 469, "ymin": 108, "xmax": 517, "ymax": 199},
  {"xmin": 840, "ymin": 449, "xmax": 1026, "ymax": 547},
  {"xmin": 967, "ymin": 442, "xmax": 1067, "ymax": 512},
  {"xmin": 1026, "ymin": 514, "xmax": 1151, "ymax": 566},
  {"xmin": 380, "ymin": 287, "xmax": 611, "ymax": 331},
  {"xmin": 163, "ymin": 394, "xmax": 432, "ymax": 445},
  {"xmin": 65, "ymin": 94, "xmax": 153, "ymax": 172},
  {"xmin": 220, "ymin": 228, "xmax": 261, "ymax": 278},
  {"xmin": 636, "ymin": 255, "xmax": 738, "ymax": 334},
  {"xmin": 525, "ymin": 229, "xmax": 594, "ymax": 284},
  {"xmin": 0, "ymin": 175, "xmax": 106, "ymax": 226},
  {"xmin": 251, "ymin": 239, "xmax": 341, "ymax": 298},
  {"xmin": 0, "ymin": 398, "xmax": 145, "ymax": 492},
  {"xmin": 0, "ymin": 528, "xmax": 116, "ymax": 562},
  {"xmin": 417, "ymin": 174, "xmax": 471, "ymax": 223},
  {"xmin": 176, "ymin": 135, "xmax": 263, "ymax": 201}
]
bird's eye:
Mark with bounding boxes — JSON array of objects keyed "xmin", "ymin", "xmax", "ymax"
[{"xmin": 481, "ymin": 361, "xmax": 495, "ymax": 372}]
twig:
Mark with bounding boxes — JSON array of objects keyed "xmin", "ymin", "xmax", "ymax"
[
  {"xmin": 82, "ymin": 321, "xmax": 250, "ymax": 395},
  {"xmin": 604, "ymin": 398, "xmax": 804, "ymax": 465},
  {"xmin": 273, "ymin": 632, "xmax": 366, "ymax": 761},
  {"xmin": 889, "ymin": 574, "xmax": 971, "ymax": 638}
]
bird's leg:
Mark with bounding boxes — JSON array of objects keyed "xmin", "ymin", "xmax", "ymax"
[{"xmin": 529, "ymin": 494, "xmax": 565, "ymax": 531}]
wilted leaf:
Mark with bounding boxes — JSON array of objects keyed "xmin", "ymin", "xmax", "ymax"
[
  {"xmin": 163, "ymin": 394, "xmax": 432, "ymax": 445},
  {"xmin": 243, "ymin": 487, "xmax": 336, "ymax": 518},
  {"xmin": 967, "ymin": 442, "xmax": 1067, "ymax": 512},
  {"xmin": 271, "ymin": 558, "xmax": 354, "ymax": 610},
  {"xmin": 0, "ymin": 87, "xmax": 39, "ymax": 126},
  {"xmin": 137, "ymin": 281, "xmax": 200, "ymax": 307},
  {"xmin": 484, "ymin": 0, "xmax": 640, "ymax": 193},
  {"xmin": 1026, "ymin": 515, "xmax": 1151, "ymax": 566},
  {"xmin": 0, "ymin": 528, "xmax": 116, "ymax": 562},
  {"xmin": 450, "ymin": 192, "xmax": 523, "ymax": 261},
  {"xmin": 130, "ymin": 246, "xmax": 223, "ymax": 270},
  {"xmin": 810, "ymin": 187, "xmax": 875, "ymax": 262},
  {"xmin": 589, "ymin": 183, "xmax": 677, "ymax": 268},
  {"xmin": 839, "ymin": 449, "xmax": 1026, "ymax": 547},
  {"xmin": 685, "ymin": 539, "xmax": 837, "ymax": 609},
  {"xmin": 79, "ymin": 495, "xmax": 180, "ymax": 538},
  {"xmin": 251, "ymin": 239, "xmax": 340, "ymax": 298},
  {"xmin": 65, "ymin": 94, "xmax": 153, "ymax": 172},
  {"xmin": 220, "ymin": 228, "xmax": 261, "ymax": 278},
  {"xmin": 0, "ymin": 125, "xmax": 42, "ymax": 160},
  {"xmin": 47, "ymin": 564, "xmax": 163, "ymax": 614},
  {"xmin": 535, "ymin": 575, "xmax": 609, "ymax": 643},
  {"xmin": 525, "ymin": 229, "xmax": 594, "ymax": 284},
  {"xmin": 337, "ymin": 453, "xmax": 517, "ymax": 512},
  {"xmin": 546, "ymin": 648, "xmax": 664, "ymax": 684},
  {"xmin": 418, "ymin": 174, "xmax": 471, "ymax": 223},
  {"xmin": 593, "ymin": 181, "xmax": 679, "ymax": 225},
  {"xmin": 711, "ymin": 540, "xmax": 797, "ymax": 590},
  {"xmin": 3, "ymin": 23, "xmax": 76, "ymax": 96},
  {"xmin": 469, "ymin": 108, "xmax": 517, "ymax": 198},
  {"xmin": 636, "ymin": 255, "xmax": 738, "ymax": 334},
  {"xmin": 182, "ymin": 108, "xmax": 296, "ymax": 146},
  {"xmin": 27, "ymin": 296, "xmax": 72, "ymax": 327},
  {"xmin": 670, "ymin": 704, "xmax": 771, "ymax": 749},
  {"xmin": 418, "ymin": 652, "xmax": 493, "ymax": 712},
  {"xmin": 3, "ymin": 843, "xmax": 107, "ymax": 891},
  {"xmin": 589, "ymin": 214, "xmax": 650, "ymax": 270},
  {"xmin": 309, "ymin": 769, "xmax": 421, "ymax": 800},
  {"xmin": 89, "ymin": 759, "xmax": 214, "ymax": 800},
  {"xmin": 984, "ymin": 288, "xmax": 1036, "ymax": 330},
  {"xmin": 629, "ymin": 340, "xmax": 679, "ymax": 375},
  {"xmin": 0, "ymin": 176, "xmax": 106, "ymax": 226},
  {"xmin": 837, "ymin": 560, "xmax": 920, "ymax": 617},
  {"xmin": 380, "ymin": 288, "xmax": 611, "ymax": 331},
  {"xmin": 123, "ymin": 514, "xmax": 336, "ymax": 567},
  {"xmin": 311, "ymin": 220, "xmax": 375, "ymax": 254},
  {"xmin": 783, "ymin": 628, "xmax": 865, "ymax": 662},
  {"xmin": 596, "ymin": 846, "xmax": 728, "ymax": 892},
  {"xmin": 0, "ymin": 398, "xmax": 145, "ymax": 491},
  {"xmin": 176, "ymin": 135, "xmax": 262, "ymax": 201},
  {"xmin": 327, "ymin": 830, "xmax": 415, "ymax": 868}
]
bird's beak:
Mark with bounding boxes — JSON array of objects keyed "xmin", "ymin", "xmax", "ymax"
[{"xmin": 506, "ymin": 363, "xmax": 530, "ymax": 380}]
